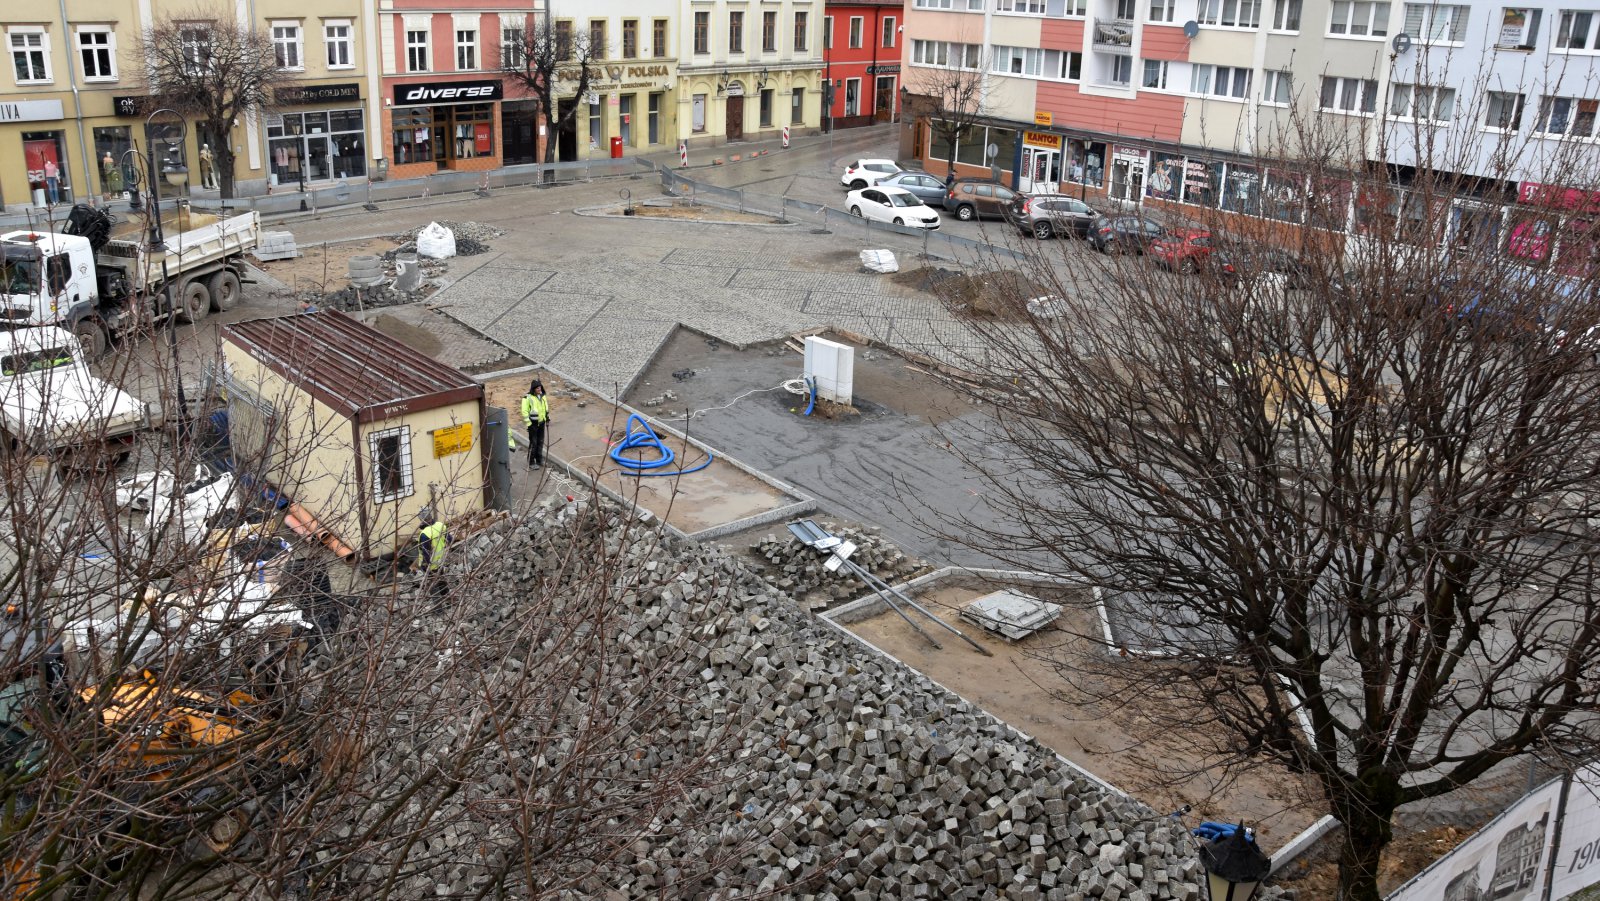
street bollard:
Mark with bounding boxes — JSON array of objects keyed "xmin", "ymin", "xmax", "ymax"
[{"xmin": 782, "ymin": 126, "xmax": 790, "ymax": 149}]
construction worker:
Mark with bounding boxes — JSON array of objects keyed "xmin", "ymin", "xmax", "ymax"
[
  {"xmin": 520, "ymin": 380, "xmax": 550, "ymax": 469},
  {"xmin": 413, "ymin": 508, "xmax": 449, "ymax": 601}
]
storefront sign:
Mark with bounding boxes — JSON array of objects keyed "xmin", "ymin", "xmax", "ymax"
[
  {"xmin": 432, "ymin": 422, "xmax": 473, "ymax": 458},
  {"xmin": 1112, "ymin": 145, "xmax": 1149, "ymax": 162},
  {"xmin": 1023, "ymin": 131, "xmax": 1061, "ymax": 149},
  {"xmin": 557, "ymin": 63, "xmax": 675, "ymax": 91},
  {"xmin": 0, "ymin": 99, "xmax": 64, "ymax": 123},
  {"xmin": 393, "ymin": 79, "xmax": 503, "ymax": 106},
  {"xmin": 1034, "ymin": 111, "xmax": 1053, "ymax": 126},
  {"xmin": 1519, "ymin": 181, "xmax": 1600, "ymax": 214},
  {"xmin": 865, "ymin": 64, "xmax": 901, "ymax": 75},
  {"xmin": 112, "ymin": 95, "xmax": 152, "ymax": 117},
  {"xmin": 276, "ymin": 82, "xmax": 360, "ymax": 105}
]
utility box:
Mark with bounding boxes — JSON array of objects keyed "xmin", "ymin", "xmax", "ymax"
[
  {"xmin": 803, "ymin": 336, "xmax": 855, "ymax": 406},
  {"xmin": 218, "ymin": 310, "xmax": 487, "ymax": 560}
]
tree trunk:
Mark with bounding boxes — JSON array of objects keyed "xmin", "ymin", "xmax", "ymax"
[
  {"xmin": 218, "ymin": 144, "xmax": 236, "ymax": 200},
  {"xmin": 1334, "ymin": 795, "xmax": 1395, "ymax": 901}
]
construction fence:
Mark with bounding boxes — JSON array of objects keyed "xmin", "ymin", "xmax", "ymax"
[{"xmin": 1386, "ymin": 761, "xmax": 1600, "ymax": 901}]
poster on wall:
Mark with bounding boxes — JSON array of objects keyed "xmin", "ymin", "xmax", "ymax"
[
  {"xmin": 1388, "ymin": 779, "xmax": 1562, "ymax": 901},
  {"xmin": 474, "ymin": 124, "xmax": 491, "ymax": 155}
]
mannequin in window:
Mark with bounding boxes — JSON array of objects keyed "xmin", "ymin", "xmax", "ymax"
[
  {"xmin": 199, "ymin": 144, "xmax": 216, "ymax": 189},
  {"xmin": 103, "ymin": 152, "xmax": 124, "ymax": 198}
]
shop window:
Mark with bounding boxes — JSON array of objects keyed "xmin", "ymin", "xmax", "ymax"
[
  {"xmin": 267, "ymin": 108, "xmax": 366, "ymax": 181},
  {"xmin": 406, "ymin": 29, "xmax": 428, "ymax": 72},
  {"xmin": 760, "ymin": 88, "xmax": 774, "ymax": 127},
  {"xmin": 271, "ymin": 22, "xmax": 302, "ymax": 70},
  {"xmin": 325, "ymin": 21, "xmax": 352, "ymax": 69},
  {"xmin": 369, "ymin": 426, "xmax": 414, "ymax": 504},
  {"xmin": 692, "ymin": 93, "xmax": 707, "ymax": 131},
  {"xmin": 451, "ymin": 104, "xmax": 494, "ymax": 159},
  {"xmin": 791, "ymin": 87, "xmax": 805, "ymax": 123},
  {"xmin": 588, "ymin": 97, "xmax": 603, "ymax": 148},
  {"xmin": 844, "ymin": 78, "xmax": 860, "ymax": 117},
  {"xmin": 794, "ymin": 12, "xmax": 808, "ymax": 51},
  {"xmin": 92, "ymin": 127, "xmax": 133, "ymax": 197},
  {"xmin": 22, "ymin": 132, "xmax": 70, "ymax": 205},
  {"xmin": 392, "ymin": 108, "xmax": 433, "ymax": 164},
  {"xmin": 456, "ymin": 29, "xmax": 477, "ymax": 70},
  {"xmin": 9, "ymin": 29, "xmax": 52, "ymax": 84},
  {"xmin": 77, "ymin": 28, "xmax": 116, "ymax": 81}
]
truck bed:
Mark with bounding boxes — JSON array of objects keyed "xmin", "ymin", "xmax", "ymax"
[{"xmin": 99, "ymin": 211, "xmax": 261, "ymax": 291}]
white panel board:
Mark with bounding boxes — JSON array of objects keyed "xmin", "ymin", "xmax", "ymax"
[{"xmin": 803, "ymin": 336, "xmax": 854, "ymax": 406}]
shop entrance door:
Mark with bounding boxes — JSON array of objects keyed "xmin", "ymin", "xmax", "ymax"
[
  {"xmin": 1019, "ymin": 147, "xmax": 1060, "ymax": 194},
  {"xmin": 875, "ymin": 76, "xmax": 895, "ymax": 122},
  {"xmin": 1111, "ymin": 159, "xmax": 1144, "ymax": 204},
  {"xmin": 557, "ymin": 99, "xmax": 578, "ymax": 161},
  {"xmin": 726, "ymin": 94, "xmax": 744, "ymax": 141},
  {"xmin": 305, "ymin": 136, "xmax": 332, "ymax": 181},
  {"xmin": 619, "ymin": 95, "xmax": 634, "ymax": 146}
]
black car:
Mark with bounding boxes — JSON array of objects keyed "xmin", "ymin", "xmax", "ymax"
[
  {"xmin": 1087, "ymin": 215, "xmax": 1167, "ymax": 254},
  {"xmin": 1212, "ymin": 245, "xmax": 1313, "ymax": 288}
]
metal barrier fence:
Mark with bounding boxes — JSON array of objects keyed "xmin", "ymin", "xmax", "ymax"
[{"xmin": 203, "ymin": 156, "xmax": 656, "ymax": 218}]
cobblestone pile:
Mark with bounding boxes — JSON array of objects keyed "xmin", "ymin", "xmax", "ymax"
[
  {"xmin": 752, "ymin": 523, "xmax": 925, "ymax": 609},
  {"xmin": 315, "ymin": 503, "xmax": 1265, "ymax": 899},
  {"xmin": 389, "ymin": 220, "xmax": 504, "ymax": 256}
]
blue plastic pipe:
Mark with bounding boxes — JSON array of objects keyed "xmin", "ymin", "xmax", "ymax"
[
  {"xmin": 609, "ymin": 413, "xmax": 714, "ymax": 477},
  {"xmin": 804, "ymin": 377, "xmax": 817, "ymax": 416}
]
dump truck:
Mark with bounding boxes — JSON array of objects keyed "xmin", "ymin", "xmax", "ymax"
[
  {"xmin": 0, "ymin": 326, "xmax": 149, "ymax": 458},
  {"xmin": 0, "ymin": 204, "xmax": 260, "ymax": 358}
]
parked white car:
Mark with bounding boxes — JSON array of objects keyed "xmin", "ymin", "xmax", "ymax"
[
  {"xmin": 840, "ymin": 159, "xmax": 902, "ymax": 189},
  {"xmin": 845, "ymin": 186, "xmax": 943, "ymax": 229}
]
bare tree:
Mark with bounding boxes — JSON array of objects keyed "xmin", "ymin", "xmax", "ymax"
[
  {"xmin": 502, "ymin": 11, "xmax": 602, "ymax": 169},
  {"xmin": 904, "ymin": 45, "xmax": 992, "ymax": 180},
  {"xmin": 141, "ymin": 9, "xmax": 289, "ymax": 199},
  {"xmin": 928, "ymin": 82, "xmax": 1600, "ymax": 901}
]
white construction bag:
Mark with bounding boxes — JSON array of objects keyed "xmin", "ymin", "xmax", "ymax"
[{"xmin": 416, "ymin": 222, "xmax": 457, "ymax": 259}]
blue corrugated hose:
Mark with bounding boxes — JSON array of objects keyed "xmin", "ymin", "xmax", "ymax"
[
  {"xmin": 804, "ymin": 377, "xmax": 817, "ymax": 416},
  {"xmin": 609, "ymin": 413, "xmax": 714, "ymax": 477}
]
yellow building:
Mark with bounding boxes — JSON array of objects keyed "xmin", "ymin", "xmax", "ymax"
[
  {"xmin": 219, "ymin": 311, "xmax": 487, "ymax": 560},
  {"xmin": 1, "ymin": 0, "xmax": 377, "ymax": 212}
]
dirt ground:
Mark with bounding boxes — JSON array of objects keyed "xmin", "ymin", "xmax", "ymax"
[
  {"xmin": 842, "ymin": 580, "xmax": 1326, "ymax": 852},
  {"xmin": 1272, "ymin": 822, "xmax": 1487, "ymax": 898},
  {"xmin": 483, "ymin": 371, "xmax": 800, "ymax": 535},
  {"xmin": 628, "ymin": 203, "xmax": 786, "ymax": 225},
  {"xmin": 252, "ymin": 237, "xmax": 396, "ymax": 295}
]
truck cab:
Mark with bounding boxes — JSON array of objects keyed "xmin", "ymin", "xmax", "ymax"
[
  {"xmin": 0, "ymin": 231, "xmax": 97, "ymax": 329},
  {"xmin": 0, "ymin": 326, "xmax": 148, "ymax": 456}
]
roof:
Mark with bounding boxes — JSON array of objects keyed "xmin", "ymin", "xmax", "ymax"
[{"xmin": 222, "ymin": 310, "xmax": 481, "ymax": 423}]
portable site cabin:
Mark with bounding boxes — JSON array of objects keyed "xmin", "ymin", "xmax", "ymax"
[{"xmin": 218, "ymin": 310, "xmax": 486, "ymax": 560}]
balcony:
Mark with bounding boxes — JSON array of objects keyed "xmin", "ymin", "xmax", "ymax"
[{"xmin": 1092, "ymin": 18, "xmax": 1135, "ymax": 53}]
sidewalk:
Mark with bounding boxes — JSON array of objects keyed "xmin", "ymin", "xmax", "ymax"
[{"xmin": 0, "ymin": 125, "xmax": 894, "ymax": 233}]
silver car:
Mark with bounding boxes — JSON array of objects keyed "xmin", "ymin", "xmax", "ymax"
[{"xmin": 875, "ymin": 171, "xmax": 949, "ymax": 205}]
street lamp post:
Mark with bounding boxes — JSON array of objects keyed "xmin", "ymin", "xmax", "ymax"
[
  {"xmin": 141, "ymin": 109, "xmax": 192, "ymax": 438},
  {"xmin": 1198, "ymin": 823, "xmax": 1272, "ymax": 901}
]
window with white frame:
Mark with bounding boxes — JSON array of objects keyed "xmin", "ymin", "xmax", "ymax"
[
  {"xmin": 368, "ymin": 426, "xmax": 414, "ymax": 504},
  {"xmin": 77, "ymin": 27, "xmax": 115, "ymax": 80},
  {"xmin": 883, "ymin": 16, "xmax": 896, "ymax": 46},
  {"xmin": 1263, "ymin": 69, "xmax": 1292, "ymax": 103},
  {"xmin": 10, "ymin": 28, "xmax": 52, "ymax": 84},
  {"xmin": 1060, "ymin": 0, "xmax": 1089, "ymax": 14},
  {"xmin": 456, "ymin": 28, "xmax": 477, "ymax": 69},
  {"xmin": 1556, "ymin": 10, "xmax": 1596, "ymax": 49},
  {"xmin": 848, "ymin": 16, "xmax": 863, "ymax": 47},
  {"xmin": 1142, "ymin": 59, "xmax": 1169, "ymax": 88},
  {"xmin": 1496, "ymin": 8, "xmax": 1540, "ymax": 48},
  {"xmin": 912, "ymin": 39, "xmax": 982, "ymax": 69},
  {"xmin": 1389, "ymin": 83, "xmax": 1456, "ymax": 121},
  {"xmin": 914, "ymin": 0, "xmax": 985, "ymax": 9},
  {"xmin": 406, "ymin": 29, "xmax": 428, "ymax": 72},
  {"xmin": 991, "ymin": 45, "xmax": 1081, "ymax": 78},
  {"xmin": 1149, "ymin": 0, "xmax": 1176, "ymax": 21},
  {"xmin": 1117, "ymin": 0, "xmax": 1139, "ymax": 18},
  {"xmin": 179, "ymin": 24, "xmax": 211, "ymax": 73},
  {"xmin": 1110, "ymin": 55, "xmax": 1133, "ymax": 84},
  {"xmin": 1199, "ymin": 0, "xmax": 1263, "ymax": 27},
  {"xmin": 271, "ymin": 22, "xmax": 302, "ymax": 70},
  {"xmin": 844, "ymin": 77, "xmax": 860, "ymax": 115},
  {"xmin": 325, "ymin": 20, "xmax": 352, "ymax": 68},
  {"xmin": 1272, "ymin": 0, "xmax": 1302, "ymax": 30},
  {"xmin": 1401, "ymin": 3, "xmax": 1468, "ymax": 42},
  {"xmin": 1536, "ymin": 95, "xmax": 1600, "ymax": 138},
  {"xmin": 1060, "ymin": 50, "xmax": 1083, "ymax": 79},
  {"xmin": 1485, "ymin": 90, "xmax": 1525, "ymax": 129},
  {"xmin": 1320, "ymin": 76, "xmax": 1378, "ymax": 112},
  {"xmin": 1190, "ymin": 64, "xmax": 1251, "ymax": 97},
  {"xmin": 1329, "ymin": 0, "xmax": 1389, "ymax": 35},
  {"xmin": 997, "ymin": 0, "xmax": 1048, "ymax": 13},
  {"xmin": 501, "ymin": 26, "xmax": 525, "ymax": 68}
]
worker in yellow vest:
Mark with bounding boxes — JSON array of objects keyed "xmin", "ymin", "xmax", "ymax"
[
  {"xmin": 413, "ymin": 508, "xmax": 450, "ymax": 601},
  {"xmin": 520, "ymin": 380, "xmax": 550, "ymax": 470}
]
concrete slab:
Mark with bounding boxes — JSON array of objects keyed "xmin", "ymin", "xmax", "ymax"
[{"xmin": 480, "ymin": 368, "xmax": 810, "ymax": 540}]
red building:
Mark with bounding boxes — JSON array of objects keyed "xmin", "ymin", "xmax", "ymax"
[{"xmin": 822, "ymin": 0, "xmax": 903, "ymax": 130}]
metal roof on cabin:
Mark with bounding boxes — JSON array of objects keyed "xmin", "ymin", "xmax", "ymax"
[{"xmin": 221, "ymin": 310, "xmax": 481, "ymax": 419}]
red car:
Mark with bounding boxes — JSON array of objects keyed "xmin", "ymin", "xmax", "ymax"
[{"xmin": 1149, "ymin": 229, "xmax": 1215, "ymax": 273}]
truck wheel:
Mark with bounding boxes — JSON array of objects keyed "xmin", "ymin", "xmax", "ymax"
[
  {"xmin": 72, "ymin": 319, "xmax": 108, "ymax": 360},
  {"xmin": 208, "ymin": 270, "xmax": 241, "ymax": 312},
  {"xmin": 177, "ymin": 280, "xmax": 211, "ymax": 323}
]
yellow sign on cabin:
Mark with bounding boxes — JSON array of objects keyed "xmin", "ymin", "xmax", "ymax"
[
  {"xmin": 1034, "ymin": 111, "xmax": 1053, "ymax": 126},
  {"xmin": 432, "ymin": 422, "xmax": 473, "ymax": 458}
]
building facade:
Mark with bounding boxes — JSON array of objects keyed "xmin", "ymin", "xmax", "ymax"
[
  {"xmin": 901, "ymin": 0, "xmax": 1600, "ymax": 260},
  {"xmin": 541, "ymin": 1, "xmax": 678, "ymax": 161},
  {"xmin": 2, "ymin": 0, "xmax": 381, "ymax": 210},
  {"xmin": 822, "ymin": 0, "xmax": 905, "ymax": 129},
  {"xmin": 674, "ymin": 0, "xmax": 826, "ymax": 146}
]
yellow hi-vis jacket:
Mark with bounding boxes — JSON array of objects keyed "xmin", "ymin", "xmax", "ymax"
[
  {"xmin": 521, "ymin": 394, "xmax": 549, "ymax": 427},
  {"xmin": 419, "ymin": 521, "xmax": 448, "ymax": 571}
]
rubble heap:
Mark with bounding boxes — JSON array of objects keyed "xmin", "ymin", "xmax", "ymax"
[
  {"xmin": 389, "ymin": 220, "xmax": 505, "ymax": 256},
  {"xmin": 307, "ymin": 503, "xmax": 1263, "ymax": 899},
  {"xmin": 752, "ymin": 523, "xmax": 925, "ymax": 609}
]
